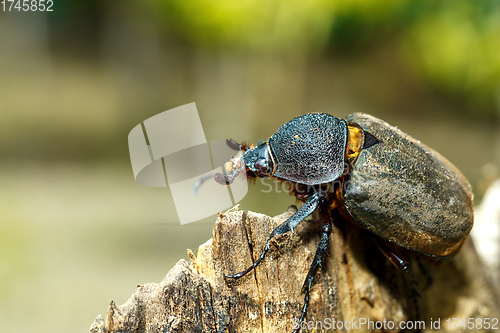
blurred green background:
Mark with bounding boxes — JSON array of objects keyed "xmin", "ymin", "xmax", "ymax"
[{"xmin": 1, "ymin": 1, "xmax": 499, "ymax": 332}]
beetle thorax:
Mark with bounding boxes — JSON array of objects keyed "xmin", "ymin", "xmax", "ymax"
[{"xmin": 268, "ymin": 113, "xmax": 349, "ymax": 185}]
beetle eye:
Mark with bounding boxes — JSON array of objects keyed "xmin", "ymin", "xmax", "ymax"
[{"xmin": 255, "ymin": 160, "xmax": 271, "ymax": 175}]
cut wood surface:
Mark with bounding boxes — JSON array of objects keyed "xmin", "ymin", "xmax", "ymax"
[{"xmin": 91, "ymin": 205, "xmax": 500, "ymax": 332}]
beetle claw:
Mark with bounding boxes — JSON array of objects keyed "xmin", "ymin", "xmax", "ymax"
[{"xmin": 223, "ymin": 274, "xmax": 237, "ymax": 284}]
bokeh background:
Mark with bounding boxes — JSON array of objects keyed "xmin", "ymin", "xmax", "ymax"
[{"xmin": 1, "ymin": 1, "xmax": 499, "ymax": 332}]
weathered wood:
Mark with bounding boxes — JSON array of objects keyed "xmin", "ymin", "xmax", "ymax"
[{"xmin": 91, "ymin": 205, "xmax": 500, "ymax": 332}]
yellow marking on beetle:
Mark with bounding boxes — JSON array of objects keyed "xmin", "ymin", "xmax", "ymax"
[
  {"xmin": 346, "ymin": 126, "xmax": 364, "ymax": 162},
  {"xmin": 266, "ymin": 141, "xmax": 277, "ymax": 174},
  {"xmin": 330, "ymin": 187, "xmax": 343, "ymax": 210}
]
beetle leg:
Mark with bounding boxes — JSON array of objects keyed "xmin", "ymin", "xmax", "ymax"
[
  {"xmin": 374, "ymin": 240, "xmax": 421, "ymax": 295},
  {"xmin": 375, "ymin": 240, "xmax": 421, "ymax": 332},
  {"xmin": 224, "ymin": 192, "xmax": 323, "ymax": 283},
  {"xmin": 294, "ymin": 203, "xmax": 332, "ymax": 333},
  {"xmin": 416, "ymin": 259, "xmax": 433, "ymax": 290},
  {"xmin": 374, "ymin": 240, "xmax": 410, "ymax": 272}
]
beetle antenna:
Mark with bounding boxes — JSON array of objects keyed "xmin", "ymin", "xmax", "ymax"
[
  {"xmin": 193, "ymin": 153, "xmax": 247, "ymax": 193},
  {"xmin": 215, "ymin": 152, "xmax": 247, "ymax": 186},
  {"xmin": 226, "ymin": 138, "xmax": 251, "ymax": 152},
  {"xmin": 192, "ymin": 173, "xmax": 216, "ymax": 194},
  {"xmin": 214, "ymin": 172, "xmax": 233, "ymax": 185}
]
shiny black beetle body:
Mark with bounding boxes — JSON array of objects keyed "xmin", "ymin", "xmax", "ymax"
[{"xmin": 215, "ymin": 112, "xmax": 473, "ymax": 332}]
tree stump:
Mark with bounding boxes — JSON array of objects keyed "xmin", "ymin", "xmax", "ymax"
[{"xmin": 90, "ymin": 205, "xmax": 500, "ymax": 332}]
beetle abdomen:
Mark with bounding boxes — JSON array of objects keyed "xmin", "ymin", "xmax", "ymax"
[
  {"xmin": 269, "ymin": 113, "xmax": 348, "ymax": 185},
  {"xmin": 343, "ymin": 113, "xmax": 473, "ymax": 258}
]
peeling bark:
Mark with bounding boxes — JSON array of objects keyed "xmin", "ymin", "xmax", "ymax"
[{"xmin": 91, "ymin": 206, "xmax": 500, "ymax": 333}]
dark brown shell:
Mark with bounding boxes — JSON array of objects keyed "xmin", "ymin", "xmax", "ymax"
[{"xmin": 343, "ymin": 113, "xmax": 473, "ymax": 258}]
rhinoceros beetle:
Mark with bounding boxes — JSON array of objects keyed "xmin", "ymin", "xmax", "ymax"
[{"xmin": 213, "ymin": 112, "xmax": 473, "ymax": 332}]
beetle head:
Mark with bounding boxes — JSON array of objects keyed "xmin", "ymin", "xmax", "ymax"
[
  {"xmin": 215, "ymin": 142, "xmax": 274, "ymax": 185},
  {"xmin": 243, "ymin": 142, "xmax": 274, "ymax": 177}
]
